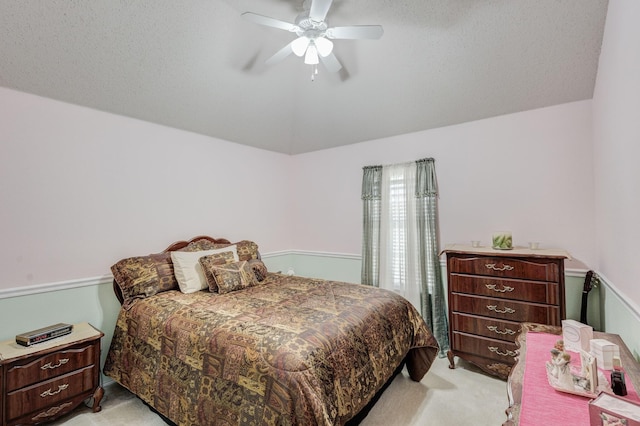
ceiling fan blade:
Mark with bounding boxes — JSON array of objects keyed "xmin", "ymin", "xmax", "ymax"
[
  {"xmin": 309, "ymin": 0, "xmax": 333, "ymax": 22},
  {"xmin": 319, "ymin": 52, "xmax": 342, "ymax": 72},
  {"xmin": 327, "ymin": 25, "xmax": 384, "ymax": 40},
  {"xmin": 266, "ymin": 41, "xmax": 295, "ymax": 65},
  {"xmin": 242, "ymin": 12, "xmax": 297, "ymax": 32}
]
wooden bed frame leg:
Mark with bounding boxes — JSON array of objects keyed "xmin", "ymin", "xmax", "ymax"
[
  {"xmin": 447, "ymin": 350, "xmax": 455, "ymax": 369},
  {"xmin": 92, "ymin": 386, "xmax": 104, "ymax": 413}
]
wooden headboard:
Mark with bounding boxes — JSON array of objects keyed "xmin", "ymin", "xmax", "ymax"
[{"xmin": 112, "ymin": 236, "xmax": 232, "ymax": 304}]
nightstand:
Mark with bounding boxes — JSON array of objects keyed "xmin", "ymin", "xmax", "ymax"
[{"xmin": 0, "ymin": 322, "xmax": 103, "ymax": 425}]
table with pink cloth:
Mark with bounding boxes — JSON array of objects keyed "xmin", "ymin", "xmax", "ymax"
[{"xmin": 518, "ymin": 332, "xmax": 639, "ymax": 426}]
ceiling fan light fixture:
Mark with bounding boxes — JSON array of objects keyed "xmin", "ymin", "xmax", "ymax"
[
  {"xmin": 243, "ymin": 0, "xmax": 383, "ymax": 76},
  {"xmin": 292, "ymin": 36, "xmax": 310, "ymax": 57},
  {"xmin": 304, "ymin": 43, "xmax": 319, "ymax": 65},
  {"xmin": 314, "ymin": 37, "xmax": 333, "ymax": 57}
]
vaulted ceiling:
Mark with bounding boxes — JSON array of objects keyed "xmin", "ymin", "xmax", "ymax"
[{"xmin": 0, "ymin": 0, "xmax": 609, "ymax": 154}]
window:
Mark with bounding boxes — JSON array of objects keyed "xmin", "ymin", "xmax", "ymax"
[{"xmin": 388, "ymin": 174, "xmax": 408, "ymax": 291}]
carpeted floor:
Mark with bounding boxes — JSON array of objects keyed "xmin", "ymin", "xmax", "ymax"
[{"xmin": 50, "ymin": 356, "xmax": 508, "ymax": 425}]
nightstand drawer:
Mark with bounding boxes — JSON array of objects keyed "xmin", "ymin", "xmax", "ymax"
[
  {"xmin": 451, "ymin": 313, "xmax": 521, "ymax": 342},
  {"xmin": 448, "ymin": 255, "xmax": 560, "ymax": 281},
  {"xmin": 452, "ymin": 331, "xmax": 518, "ymax": 364},
  {"xmin": 451, "ymin": 293, "xmax": 560, "ymax": 324},
  {"xmin": 5, "ymin": 341, "xmax": 98, "ymax": 392},
  {"xmin": 6, "ymin": 365, "xmax": 95, "ymax": 421},
  {"xmin": 449, "ymin": 274, "xmax": 559, "ymax": 304}
]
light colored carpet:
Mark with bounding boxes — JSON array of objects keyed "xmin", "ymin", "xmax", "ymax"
[{"xmin": 51, "ymin": 356, "xmax": 508, "ymax": 425}]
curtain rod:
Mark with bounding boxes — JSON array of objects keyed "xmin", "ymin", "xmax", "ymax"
[{"xmin": 363, "ymin": 157, "xmax": 434, "ymax": 169}]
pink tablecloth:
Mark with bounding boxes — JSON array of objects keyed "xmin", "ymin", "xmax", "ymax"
[{"xmin": 519, "ymin": 332, "xmax": 639, "ymax": 426}]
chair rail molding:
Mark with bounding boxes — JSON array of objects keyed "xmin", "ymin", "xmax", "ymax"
[{"xmin": 0, "ymin": 275, "xmax": 113, "ymax": 300}]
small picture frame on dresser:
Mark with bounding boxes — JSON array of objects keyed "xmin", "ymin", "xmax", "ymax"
[{"xmin": 578, "ymin": 349, "xmax": 598, "ymax": 395}]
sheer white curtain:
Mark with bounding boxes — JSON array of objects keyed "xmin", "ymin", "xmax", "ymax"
[{"xmin": 378, "ymin": 163, "xmax": 422, "ymax": 311}]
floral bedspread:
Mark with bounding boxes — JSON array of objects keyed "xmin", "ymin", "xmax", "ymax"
[{"xmin": 104, "ymin": 273, "xmax": 439, "ymax": 425}]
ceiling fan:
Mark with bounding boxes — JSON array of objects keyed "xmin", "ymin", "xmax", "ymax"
[{"xmin": 242, "ymin": 0, "xmax": 383, "ymax": 77}]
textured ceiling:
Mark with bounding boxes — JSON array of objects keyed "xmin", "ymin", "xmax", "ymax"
[{"xmin": 0, "ymin": 0, "xmax": 609, "ymax": 154}]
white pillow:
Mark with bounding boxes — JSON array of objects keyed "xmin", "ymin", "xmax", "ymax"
[{"xmin": 171, "ymin": 246, "xmax": 238, "ymax": 294}]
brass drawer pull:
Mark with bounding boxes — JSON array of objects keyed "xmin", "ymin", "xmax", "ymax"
[
  {"xmin": 41, "ymin": 358, "xmax": 69, "ymax": 370},
  {"xmin": 485, "ymin": 263, "xmax": 514, "ymax": 272},
  {"xmin": 488, "ymin": 346, "xmax": 516, "ymax": 357},
  {"xmin": 487, "ymin": 305, "xmax": 516, "ymax": 314},
  {"xmin": 485, "ymin": 283, "xmax": 514, "ymax": 293},
  {"xmin": 487, "ymin": 325, "xmax": 516, "ymax": 335},
  {"xmin": 40, "ymin": 384, "xmax": 69, "ymax": 398}
]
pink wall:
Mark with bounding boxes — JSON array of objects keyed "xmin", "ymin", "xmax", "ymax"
[
  {"xmin": 592, "ymin": 0, "xmax": 640, "ymax": 307},
  {"xmin": 291, "ymin": 101, "xmax": 596, "ymax": 268},
  {"xmin": 0, "ymin": 88, "xmax": 293, "ymax": 290},
  {"xmin": 2, "ymin": 2, "xmax": 637, "ymax": 339},
  {"xmin": 0, "ymin": 88, "xmax": 600, "ymax": 292}
]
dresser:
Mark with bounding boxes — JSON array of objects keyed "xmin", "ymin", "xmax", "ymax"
[
  {"xmin": 0, "ymin": 323, "xmax": 103, "ymax": 425},
  {"xmin": 443, "ymin": 245, "xmax": 569, "ymax": 380}
]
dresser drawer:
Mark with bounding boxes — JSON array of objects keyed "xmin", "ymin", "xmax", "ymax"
[
  {"xmin": 452, "ymin": 332, "xmax": 518, "ymax": 364},
  {"xmin": 6, "ymin": 365, "xmax": 96, "ymax": 421},
  {"xmin": 5, "ymin": 341, "xmax": 98, "ymax": 392},
  {"xmin": 451, "ymin": 313, "xmax": 521, "ymax": 342},
  {"xmin": 448, "ymin": 255, "xmax": 560, "ymax": 281},
  {"xmin": 451, "ymin": 293, "xmax": 561, "ymax": 324},
  {"xmin": 449, "ymin": 274, "xmax": 559, "ymax": 304}
]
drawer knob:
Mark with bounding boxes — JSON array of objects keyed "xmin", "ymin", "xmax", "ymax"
[
  {"xmin": 485, "ymin": 263, "xmax": 514, "ymax": 272},
  {"xmin": 487, "ymin": 304, "xmax": 516, "ymax": 314},
  {"xmin": 488, "ymin": 346, "xmax": 517, "ymax": 357},
  {"xmin": 41, "ymin": 358, "xmax": 69, "ymax": 370},
  {"xmin": 40, "ymin": 383, "xmax": 69, "ymax": 398},
  {"xmin": 485, "ymin": 283, "xmax": 514, "ymax": 293},
  {"xmin": 487, "ymin": 325, "xmax": 517, "ymax": 335}
]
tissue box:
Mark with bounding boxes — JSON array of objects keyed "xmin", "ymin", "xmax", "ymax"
[
  {"xmin": 589, "ymin": 392, "xmax": 640, "ymax": 426},
  {"xmin": 590, "ymin": 339, "xmax": 620, "ymax": 370},
  {"xmin": 562, "ymin": 319, "xmax": 593, "ymax": 352}
]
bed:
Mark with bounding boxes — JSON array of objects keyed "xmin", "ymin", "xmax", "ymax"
[{"xmin": 103, "ymin": 236, "xmax": 439, "ymax": 425}]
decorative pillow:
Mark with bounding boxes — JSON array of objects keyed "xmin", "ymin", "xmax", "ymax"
[
  {"xmin": 209, "ymin": 240, "xmax": 260, "ymax": 260},
  {"xmin": 171, "ymin": 246, "xmax": 239, "ymax": 294},
  {"xmin": 235, "ymin": 240, "xmax": 260, "ymax": 261},
  {"xmin": 247, "ymin": 259, "xmax": 268, "ymax": 282},
  {"xmin": 111, "ymin": 252, "xmax": 178, "ymax": 309},
  {"xmin": 180, "ymin": 239, "xmax": 219, "ymax": 252},
  {"xmin": 210, "ymin": 260, "xmax": 259, "ymax": 294},
  {"xmin": 199, "ymin": 252, "xmax": 238, "ymax": 292}
]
